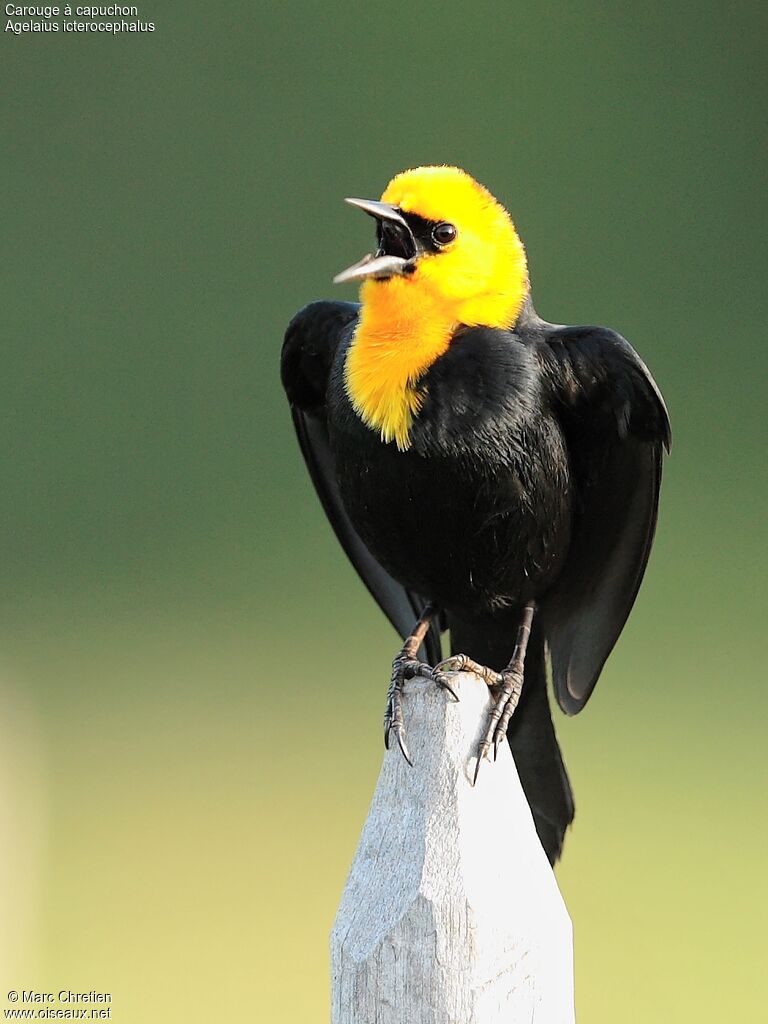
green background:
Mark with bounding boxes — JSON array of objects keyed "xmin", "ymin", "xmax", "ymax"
[{"xmin": 1, "ymin": 1, "xmax": 765, "ymax": 1020}]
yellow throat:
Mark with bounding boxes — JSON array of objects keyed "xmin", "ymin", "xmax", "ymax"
[{"xmin": 344, "ymin": 166, "xmax": 529, "ymax": 451}]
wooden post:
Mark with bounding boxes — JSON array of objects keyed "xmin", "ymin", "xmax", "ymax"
[{"xmin": 331, "ymin": 671, "xmax": 574, "ymax": 1024}]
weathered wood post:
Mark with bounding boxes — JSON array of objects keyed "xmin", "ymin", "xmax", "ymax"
[{"xmin": 331, "ymin": 671, "xmax": 574, "ymax": 1024}]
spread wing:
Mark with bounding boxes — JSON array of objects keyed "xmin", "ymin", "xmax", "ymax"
[
  {"xmin": 538, "ymin": 324, "xmax": 671, "ymax": 714},
  {"xmin": 281, "ymin": 301, "xmax": 442, "ymax": 662}
]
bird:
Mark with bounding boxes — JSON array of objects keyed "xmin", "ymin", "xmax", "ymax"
[{"xmin": 280, "ymin": 165, "xmax": 670, "ymax": 864}]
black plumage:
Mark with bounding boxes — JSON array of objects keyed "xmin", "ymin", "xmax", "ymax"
[{"xmin": 281, "ymin": 294, "xmax": 669, "ymax": 864}]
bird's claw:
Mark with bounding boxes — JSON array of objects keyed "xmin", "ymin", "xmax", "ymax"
[
  {"xmin": 383, "ymin": 647, "xmax": 524, "ymax": 779},
  {"xmin": 437, "ymin": 653, "xmax": 499, "ymax": 687},
  {"xmin": 436, "ymin": 652, "xmax": 526, "ymax": 782},
  {"xmin": 383, "ymin": 654, "xmax": 459, "ymax": 765},
  {"xmin": 473, "ymin": 667, "xmax": 524, "ymax": 784},
  {"xmin": 433, "ymin": 667, "xmax": 460, "ymax": 703},
  {"xmin": 385, "ymin": 717, "xmax": 413, "ymax": 766}
]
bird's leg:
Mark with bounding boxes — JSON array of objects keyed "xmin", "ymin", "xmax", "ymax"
[
  {"xmin": 438, "ymin": 602, "xmax": 536, "ymax": 783},
  {"xmin": 384, "ymin": 602, "xmax": 458, "ymax": 765}
]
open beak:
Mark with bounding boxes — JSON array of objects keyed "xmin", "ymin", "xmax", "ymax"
[{"xmin": 333, "ymin": 197, "xmax": 418, "ymax": 285}]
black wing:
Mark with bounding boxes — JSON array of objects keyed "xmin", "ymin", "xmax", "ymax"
[
  {"xmin": 281, "ymin": 301, "xmax": 442, "ymax": 663},
  {"xmin": 538, "ymin": 324, "xmax": 671, "ymax": 714}
]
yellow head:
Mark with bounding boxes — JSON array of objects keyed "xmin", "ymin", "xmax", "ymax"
[
  {"xmin": 336, "ymin": 165, "xmax": 529, "ymax": 330},
  {"xmin": 337, "ymin": 166, "xmax": 529, "ymax": 450}
]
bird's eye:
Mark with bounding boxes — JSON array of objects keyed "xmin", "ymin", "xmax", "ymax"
[{"xmin": 432, "ymin": 222, "xmax": 457, "ymax": 246}]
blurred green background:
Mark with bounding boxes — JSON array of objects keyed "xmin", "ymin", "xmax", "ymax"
[{"xmin": 1, "ymin": 1, "xmax": 766, "ymax": 1020}]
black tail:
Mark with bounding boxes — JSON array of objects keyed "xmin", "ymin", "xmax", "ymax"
[
  {"xmin": 448, "ymin": 614, "xmax": 574, "ymax": 864},
  {"xmin": 507, "ymin": 624, "xmax": 574, "ymax": 863}
]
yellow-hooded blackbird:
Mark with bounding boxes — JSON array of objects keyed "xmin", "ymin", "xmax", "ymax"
[{"xmin": 281, "ymin": 166, "xmax": 670, "ymax": 863}]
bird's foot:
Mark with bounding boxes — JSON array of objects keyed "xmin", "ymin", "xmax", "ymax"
[
  {"xmin": 437, "ymin": 654, "xmax": 524, "ymax": 783},
  {"xmin": 384, "ymin": 651, "xmax": 459, "ymax": 765},
  {"xmin": 436, "ymin": 653, "xmax": 499, "ymax": 687}
]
